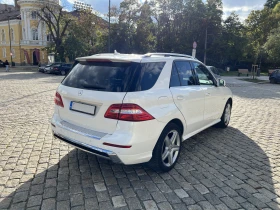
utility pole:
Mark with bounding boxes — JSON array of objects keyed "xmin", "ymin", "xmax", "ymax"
[
  {"xmin": 8, "ymin": 16, "xmax": 13, "ymax": 66},
  {"xmin": 204, "ymin": 27, "xmax": 207, "ymax": 65},
  {"xmin": 108, "ymin": 0, "xmax": 111, "ymax": 53}
]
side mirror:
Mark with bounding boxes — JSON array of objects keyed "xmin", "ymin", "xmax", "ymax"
[{"xmin": 217, "ymin": 79, "xmax": 226, "ymax": 87}]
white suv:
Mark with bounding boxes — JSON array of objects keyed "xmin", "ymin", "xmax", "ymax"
[{"xmin": 51, "ymin": 53, "xmax": 232, "ymax": 172}]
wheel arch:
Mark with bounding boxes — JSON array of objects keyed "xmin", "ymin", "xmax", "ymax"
[
  {"xmin": 227, "ymin": 97, "xmax": 233, "ymax": 107},
  {"xmin": 167, "ymin": 118, "xmax": 184, "ymax": 135}
]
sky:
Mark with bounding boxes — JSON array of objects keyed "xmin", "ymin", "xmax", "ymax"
[{"xmin": 1, "ymin": 0, "xmax": 267, "ymax": 21}]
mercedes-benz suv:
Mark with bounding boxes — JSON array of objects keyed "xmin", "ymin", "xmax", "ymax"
[{"xmin": 51, "ymin": 53, "xmax": 233, "ymax": 172}]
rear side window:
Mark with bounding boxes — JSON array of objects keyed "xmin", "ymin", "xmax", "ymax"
[
  {"xmin": 170, "ymin": 65, "xmax": 181, "ymax": 87},
  {"xmin": 62, "ymin": 61, "xmax": 165, "ymax": 92},
  {"xmin": 174, "ymin": 61, "xmax": 196, "ymax": 86}
]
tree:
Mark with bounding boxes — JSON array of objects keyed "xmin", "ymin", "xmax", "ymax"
[
  {"xmin": 265, "ymin": 0, "xmax": 280, "ymax": 8},
  {"xmin": 245, "ymin": 8, "xmax": 275, "ymax": 63},
  {"xmin": 134, "ymin": 2, "xmax": 156, "ymax": 53},
  {"xmin": 36, "ymin": 4, "xmax": 72, "ymax": 62},
  {"xmin": 117, "ymin": 0, "xmax": 140, "ymax": 52},
  {"xmin": 203, "ymin": 0, "xmax": 223, "ymax": 64},
  {"xmin": 264, "ymin": 26, "xmax": 280, "ymax": 63},
  {"xmin": 150, "ymin": 0, "xmax": 188, "ymax": 52},
  {"xmin": 219, "ymin": 13, "xmax": 248, "ymax": 67},
  {"xmin": 64, "ymin": 10, "xmax": 108, "ymax": 60}
]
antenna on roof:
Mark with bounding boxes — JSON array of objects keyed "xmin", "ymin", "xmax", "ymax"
[{"xmin": 114, "ymin": 50, "xmax": 119, "ymax": 55}]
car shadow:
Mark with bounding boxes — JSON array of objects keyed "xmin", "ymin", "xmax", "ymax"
[{"xmin": 0, "ymin": 126, "xmax": 278, "ymax": 209}]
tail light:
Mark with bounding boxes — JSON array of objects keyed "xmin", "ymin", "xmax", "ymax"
[
  {"xmin": 104, "ymin": 104, "xmax": 154, "ymax": 122},
  {"xmin": 54, "ymin": 67, "xmax": 58, "ymax": 70},
  {"xmin": 54, "ymin": 92, "xmax": 64, "ymax": 107}
]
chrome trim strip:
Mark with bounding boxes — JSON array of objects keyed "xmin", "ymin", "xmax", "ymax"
[
  {"xmin": 53, "ymin": 132, "xmax": 123, "ymax": 164},
  {"xmin": 56, "ymin": 120, "xmax": 107, "ymax": 140},
  {"xmin": 55, "ymin": 132, "xmax": 113, "ymax": 154}
]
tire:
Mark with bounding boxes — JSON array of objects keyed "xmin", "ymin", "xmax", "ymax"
[
  {"xmin": 61, "ymin": 70, "xmax": 66, "ymax": 75},
  {"xmin": 270, "ymin": 78, "xmax": 275, "ymax": 84},
  {"xmin": 216, "ymin": 101, "xmax": 232, "ymax": 128},
  {"xmin": 148, "ymin": 123, "xmax": 182, "ymax": 172}
]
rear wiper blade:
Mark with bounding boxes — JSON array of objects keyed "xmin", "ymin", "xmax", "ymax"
[{"xmin": 82, "ymin": 84, "xmax": 106, "ymax": 90}]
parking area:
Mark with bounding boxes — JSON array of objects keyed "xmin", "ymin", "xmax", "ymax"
[{"xmin": 0, "ymin": 71, "xmax": 280, "ymax": 210}]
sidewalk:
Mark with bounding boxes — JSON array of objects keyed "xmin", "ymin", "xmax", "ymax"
[{"xmin": 0, "ymin": 66, "xmax": 38, "ymax": 72}]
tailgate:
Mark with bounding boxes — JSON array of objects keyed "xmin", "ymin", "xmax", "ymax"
[{"xmin": 57, "ymin": 85, "xmax": 126, "ymax": 134}]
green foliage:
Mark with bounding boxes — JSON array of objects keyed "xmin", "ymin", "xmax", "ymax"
[
  {"xmin": 64, "ymin": 10, "xmax": 108, "ymax": 60},
  {"xmin": 41, "ymin": 0, "xmax": 280, "ymax": 66},
  {"xmin": 265, "ymin": 0, "xmax": 280, "ymax": 8},
  {"xmin": 264, "ymin": 26, "xmax": 280, "ymax": 62},
  {"xmin": 135, "ymin": 2, "xmax": 156, "ymax": 53}
]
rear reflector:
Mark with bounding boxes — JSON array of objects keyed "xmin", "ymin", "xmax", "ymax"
[
  {"xmin": 103, "ymin": 142, "xmax": 132, "ymax": 148},
  {"xmin": 104, "ymin": 104, "xmax": 154, "ymax": 122},
  {"xmin": 54, "ymin": 92, "xmax": 64, "ymax": 107}
]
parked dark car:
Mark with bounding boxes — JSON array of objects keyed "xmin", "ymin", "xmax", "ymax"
[
  {"xmin": 38, "ymin": 65, "xmax": 47, "ymax": 72},
  {"xmin": 269, "ymin": 69, "xmax": 280, "ymax": 84},
  {"xmin": 44, "ymin": 63, "xmax": 64, "ymax": 74},
  {"xmin": 49, "ymin": 63, "xmax": 72, "ymax": 75},
  {"xmin": 0, "ymin": 60, "xmax": 5, "ymax": 67}
]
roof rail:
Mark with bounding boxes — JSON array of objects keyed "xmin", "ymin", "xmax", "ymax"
[{"xmin": 143, "ymin": 53, "xmax": 196, "ymax": 59}]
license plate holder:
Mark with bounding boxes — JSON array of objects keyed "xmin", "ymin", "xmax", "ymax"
[{"xmin": 70, "ymin": 102, "xmax": 96, "ymax": 116}]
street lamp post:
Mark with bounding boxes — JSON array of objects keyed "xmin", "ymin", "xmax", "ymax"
[
  {"xmin": 8, "ymin": 16, "xmax": 13, "ymax": 66},
  {"xmin": 108, "ymin": 0, "xmax": 111, "ymax": 53},
  {"xmin": 204, "ymin": 27, "xmax": 208, "ymax": 65}
]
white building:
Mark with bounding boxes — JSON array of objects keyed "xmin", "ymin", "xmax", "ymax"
[{"xmin": 73, "ymin": 0, "xmax": 93, "ymax": 11}]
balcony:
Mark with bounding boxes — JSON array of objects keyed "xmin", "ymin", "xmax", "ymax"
[{"xmin": 20, "ymin": 40, "xmax": 50, "ymax": 46}]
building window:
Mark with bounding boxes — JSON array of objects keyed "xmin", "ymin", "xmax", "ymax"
[
  {"xmin": 1, "ymin": 29, "xmax": 5, "ymax": 41},
  {"xmin": 47, "ymin": 34, "xmax": 52, "ymax": 41},
  {"xmin": 10, "ymin": 28, "xmax": 14, "ymax": 41},
  {"xmin": 31, "ymin": 11, "xmax": 37, "ymax": 19},
  {"xmin": 32, "ymin": 28, "xmax": 38, "ymax": 40},
  {"xmin": 12, "ymin": 49, "xmax": 15, "ymax": 58},
  {"xmin": 2, "ymin": 48, "xmax": 6, "ymax": 58},
  {"xmin": 23, "ymin": 28, "xmax": 25, "ymax": 40}
]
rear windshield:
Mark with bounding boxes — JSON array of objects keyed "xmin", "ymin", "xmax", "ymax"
[{"xmin": 62, "ymin": 61, "xmax": 165, "ymax": 92}]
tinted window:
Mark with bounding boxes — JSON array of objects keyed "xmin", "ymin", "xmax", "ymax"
[
  {"xmin": 174, "ymin": 61, "xmax": 196, "ymax": 86},
  {"xmin": 62, "ymin": 61, "xmax": 165, "ymax": 92},
  {"xmin": 193, "ymin": 62, "xmax": 215, "ymax": 85},
  {"xmin": 51, "ymin": 63, "xmax": 62, "ymax": 66},
  {"xmin": 62, "ymin": 64, "xmax": 71, "ymax": 67},
  {"xmin": 170, "ymin": 65, "xmax": 181, "ymax": 87}
]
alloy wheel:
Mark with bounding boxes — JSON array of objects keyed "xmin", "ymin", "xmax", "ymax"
[
  {"xmin": 224, "ymin": 104, "xmax": 231, "ymax": 125},
  {"xmin": 161, "ymin": 130, "xmax": 180, "ymax": 167}
]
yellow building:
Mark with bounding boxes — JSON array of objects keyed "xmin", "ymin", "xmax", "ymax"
[{"xmin": 0, "ymin": 0, "xmax": 58, "ymax": 66}]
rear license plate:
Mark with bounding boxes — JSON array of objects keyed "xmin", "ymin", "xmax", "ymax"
[{"xmin": 70, "ymin": 102, "xmax": 96, "ymax": 115}]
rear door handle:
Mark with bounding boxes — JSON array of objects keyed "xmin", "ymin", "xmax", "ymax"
[{"xmin": 177, "ymin": 95, "xmax": 184, "ymax": 100}]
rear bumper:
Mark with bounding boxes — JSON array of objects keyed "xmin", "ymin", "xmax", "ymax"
[
  {"xmin": 53, "ymin": 132, "xmax": 123, "ymax": 164},
  {"xmin": 51, "ymin": 114, "xmax": 164, "ymax": 165}
]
